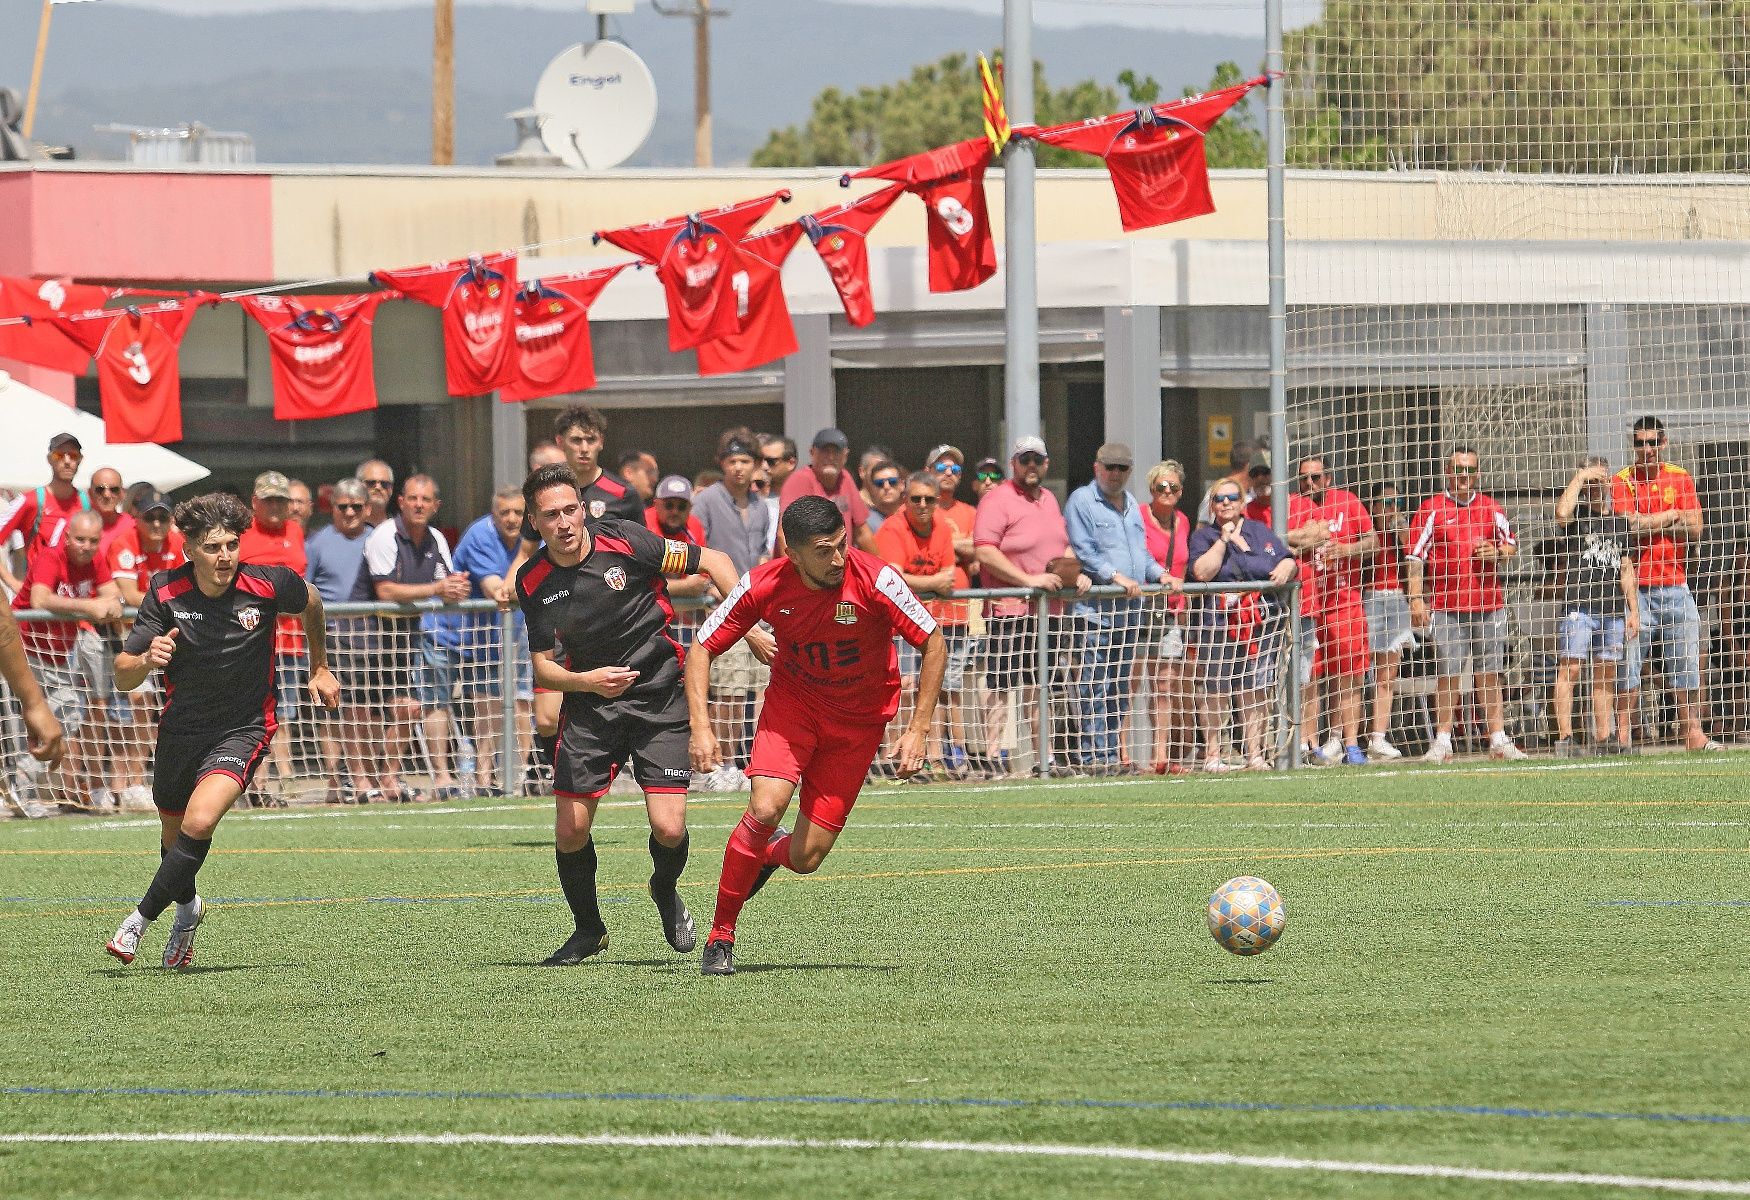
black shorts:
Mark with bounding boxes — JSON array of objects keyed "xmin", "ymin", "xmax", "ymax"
[
  {"xmin": 554, "ymin": 688, "xmax": 692, "ymax": 800},
  {"xmin": 984, "ymin": 614, "xmax": 1042, "ymax": 689},
  {"xmin": 153, "ymin": 724, "xmax": 274, "ymax": 813}
]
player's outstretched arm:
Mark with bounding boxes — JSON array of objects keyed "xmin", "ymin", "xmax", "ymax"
[
  {"xmin": 894, "ymin": 628, "xmax": 947, "ymax": 778},
  {"xmin": 493, "ymin": 537, "xmax": 540, "ymax": 605},
  {"xmin": 684, "ymin": 642, "xmax": 721, "ymax": 773},
  {"xmin": 0, "ymin": 605, "xmax": 64, "ymax": 766},
  {"xmin": 301, "ymin": 591, "xmax": 341, "ymax": 710}
]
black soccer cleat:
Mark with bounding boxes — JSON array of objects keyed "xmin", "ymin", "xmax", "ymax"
[
  {"xmin": 745, "ymin": 826, "xmax": 788, "ymax": 902},
  {"xmin": 649, "ymin": 883, "xmax": 697, "ymax": 954},
  {"xmin": 539, "ymin": 927, "xmax": 609, "ymax": 966},
  {"xmin": 700, "ymin": 938, "xmax": 735, "ymax": 977}
]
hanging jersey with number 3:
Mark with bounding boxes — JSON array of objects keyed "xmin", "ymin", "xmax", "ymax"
[
  {"xmin": 54, "ymin": 301, "xmax": 200, "ymax": 444},
  {"xmin": 848, "ymin": 138, "xmax": 996, "ymax": 294},
  {"xmin": 695, "ymin": 224, "xmax": 803, "ymax": 377}
]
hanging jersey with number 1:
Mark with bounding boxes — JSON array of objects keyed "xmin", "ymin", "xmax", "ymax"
[
  {"xmin": 371, "ymin": 253, "xmax": 517, "ymax": 397},
  {"xmin": 53, "ymin": 301, "xmax": 201, "ymax": 444},
  {"xmin": 801, "ymin": 185, "xmax": 905, "ymax": 328},
  {"xmin": 238, "ymin": 292, "xmax": 394, "ymax": 420},
  {"xmin": 847, "ymin": 138, "xmax": 997, "ymax": 294},
  {"xmin": 596, "ymin": 190, "xmax": 791, "ymax": 353},
  {"xmin": 695, "ymin": 224, "xmax": 803, "ymax": 377}
]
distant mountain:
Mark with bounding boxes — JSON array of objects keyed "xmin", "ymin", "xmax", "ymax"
[{"xmin": 0, "ymin": 0, "xmax": 1258, "ymax": 167}]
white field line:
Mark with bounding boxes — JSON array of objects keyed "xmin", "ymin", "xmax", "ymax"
[{"xmin": 0, "ymin": 1131, "xmax": 1746, "ymax": 1194}]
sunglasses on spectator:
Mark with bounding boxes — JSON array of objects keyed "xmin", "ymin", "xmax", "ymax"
[
  {"xmin": 1152, "ymin": 482, "xmax": 1183, "ymax": 495},
  {"xmin": 1450, "ymin": 466, "xmax": 1479, "ymax": 476},
  {"xmin": 90, "ymin": 484, "xmax": 124, "ymax": 495},
  {"xmin": 872, "ymin": 475, "xmax": 902, "ymax": 488},
  {"xmin": 976, "ymin": 470, "xmax": 1003, "ymax": 482},
  {"xmin": 50, "ymin": 450, "xmax": 81, "ymax": 462},
  {"xmin": 141, "ymin": 511, "xmax": 171, "ymax": 523},
  {"xmin": 907, "ymin": 493, "xmax": 938, "ymax": 506},
  {"xmin": 1376, "ymin": 496, "xmax": 1402, "ymax": 507},
  {"xmin": 762, "ymin": 455, "xmax": 787, "ymax": 466},
  {"xmin": 362, "ymin": 478, "xmax": 392, "ymax": 489},
  {"xmin": 1015, "ymin": 452, "xmax": 1046, "ymax": 467},
  {"xmin": 932, "ymin": 462, "xmax": 962, "ymax": 476},
  {"xmin": 1213, "ymin": 491, "xmax": 1243, "ymax": 503},
  {"xmin": 334, "ymin": 502, "xmax": 365, "ymax": 513},
  {"xmin": 1299, "ymin": 471, "xmax": 1324, "ymax": 483},
  {"xmin": 1099, "ymin": 462, "xmax": 1130, "ymax": 473},
  {"xmin": 1633, "ymin": 437, "xmax": 1662, "ymax": 447}
]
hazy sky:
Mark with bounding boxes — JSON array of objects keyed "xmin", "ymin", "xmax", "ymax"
[{"xmin": 93, "ymin": 0, "xmax": 1313, "ymax": 36}]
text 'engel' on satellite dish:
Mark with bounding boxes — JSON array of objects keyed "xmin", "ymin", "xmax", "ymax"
[{"xmin": 534, "ymin": 42, "xmax": 658, "ymax": 170}]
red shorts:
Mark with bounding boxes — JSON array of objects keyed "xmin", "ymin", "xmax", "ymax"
[
  {"xmin": 1313, "ymin": 599, "xmax": 1369, "ymax": 679},
  {"xmin": 747, "ymin": 697, "xmax": 886, "ymax": 833}
]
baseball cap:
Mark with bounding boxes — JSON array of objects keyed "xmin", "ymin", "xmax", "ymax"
[
  {"xmin": 48, "ymin": 432, "xmax": 81, "ymax": 455},
  {"xmin": 1096, "ymin": 442, "xmax": 1134, "ymax": 468},
  {"xmin": 654, "ymin": 474, "xmax": 693, "ymax": 502},
  {"xmin": 1011, "ymin": 435, "xmax": 1048, "ymax": 458},
  {"xmin": 925, "ymin": 443, "xmax": 964, "ymax": 467},
  {"xmin": 812, "ymin": 427, "xmax": 850, "ymax": 451},
  {"xmin": 134, "ymin": 487, "xmax": 172, "ymax": 516},
  {"xmin": 973, "ymin": 456, "xmax": 1003, "ymax": 476},
  {"xmin": 253, "ymin": 470, "xmax": 293, "ymax": 499},
  {"xmin": 1247, "ymin": 448, "xmax": 1273, "ymax": 477}
]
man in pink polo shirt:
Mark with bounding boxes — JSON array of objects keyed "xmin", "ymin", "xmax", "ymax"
[
  {"xmin": 973, "ymin": 436, "xmax": 1091, "ymax": 777},
  {"xmin": 777, "ymin": 427, "xmax": 875, "ymax": 552}
]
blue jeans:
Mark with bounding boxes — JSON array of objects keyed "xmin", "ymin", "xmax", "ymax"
[
  {"xmin": 1076, "ymin": 601, "xmax": 1145, "ymax": 766},
  {"xmin": 1620, "ymin": 585, "xmax": 1701, "ymax": 691}
]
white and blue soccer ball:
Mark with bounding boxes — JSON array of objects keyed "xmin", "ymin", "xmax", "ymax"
[{"xmin": 1207, "ymin": 876, "xmax": 1286, "ymax": 956}]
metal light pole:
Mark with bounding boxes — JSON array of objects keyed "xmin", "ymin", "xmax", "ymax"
[
  {"xmin": 1264, "ymin": 0, "xmax": 1299, "ymax": 766},
  {"xmin": 1002, "ymin": 0, "xmax": 1039, "ymax": 447}
]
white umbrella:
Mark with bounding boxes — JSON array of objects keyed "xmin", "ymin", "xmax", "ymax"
[{"xmin": 0, "ymin": 370, "xmax": 210, "ymax": 492}]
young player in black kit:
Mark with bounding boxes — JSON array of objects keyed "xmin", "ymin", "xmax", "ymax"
[
  {"xmin": 105, "ymin": 493, "xmax": 340, "ymax": 967},
  {"xmin": 515, "ymin": 463, "xmax": 770, "ymax": 965}
]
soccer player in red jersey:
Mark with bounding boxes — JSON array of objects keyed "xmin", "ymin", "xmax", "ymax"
[{"xmin": 686, "ymin": 496, "xmax": 946, "ymax": 976}]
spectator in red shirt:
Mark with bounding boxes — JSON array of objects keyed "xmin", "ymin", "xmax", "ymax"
[
  {"xmin": 88, "ymin": 468, "xmax": 136, "ymax": 563},
  {"xmin": 1362, "ymin": 481, "xmax": 1416, "ymax": 759},
  {"xmin": 105, "ymin": 488, "xmax": 187, "ymax": 810},
  {"xmin": 644, "ymin": 476, "xmax": 712, "ymax": 601},
  {"xmin": 926, "ymin": 445, "xmax": 979, "ymax": 583},
  {"xmin": 777, "ymin": 428, "xmax": 875, "ymax": 552},
  {"xmin": 1251, "ymin": 460, "xmax": 1328, "ymax": 764},
  {"xmin": 1297, "ymin": 455, "xmax": 1377, "ymax": 766},
  {"xmin": 239, "ymin": 471, "xmax": 309, "ymax": 802},
  {"xmin": 1406, "ymin": 447, "xmax": 1527, "ymax": 762},
  {"xmin": 0, "ymin": 432, "xmax": 89, "ymax": 595},
  {"xmin": 13, "ymin": 510, "xmax": 121, "ymax": 807}
]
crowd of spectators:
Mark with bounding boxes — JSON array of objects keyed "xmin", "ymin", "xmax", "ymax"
[{"xmin": 0, "ymin": 408, "xmax": 1731, "ymax": 815}]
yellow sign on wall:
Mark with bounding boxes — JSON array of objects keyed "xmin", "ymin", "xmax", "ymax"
[{"xmin": 1207, "ymin": 415, "xmax": 1233, "ymax": 468}]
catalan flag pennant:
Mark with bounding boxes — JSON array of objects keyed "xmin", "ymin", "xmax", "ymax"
[{"xmin": 979, "ymin": 53, "xmax": 1010, "ymax": 154}]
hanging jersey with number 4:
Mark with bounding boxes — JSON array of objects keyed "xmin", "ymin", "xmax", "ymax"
[
  {"xmin": 848, "ymin": 138, "xmax": 996, "ymax": 294},
  {"xmin": 596, "ymin": 190, "xmax": 791, "ymax": 353},
  {"xmin": 695, "ymin": 224, "xmax": 803, "ymax": 377},
  {"xmin": 53, "ymin": 301, "xmax": 200, "ymax": 444}
]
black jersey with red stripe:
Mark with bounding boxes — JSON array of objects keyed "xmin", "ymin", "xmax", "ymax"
[
  {"xmin": 515, "ymin": 519, "xmax": 702, "ymax": 717},
  {"xmin": 123, "ymin": 562, "xmax": 309, "ymax": 735}
]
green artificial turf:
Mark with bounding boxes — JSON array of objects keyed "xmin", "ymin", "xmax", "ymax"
[{"xmin": 2, "ymin": 755, "xmax": 1747, "ymax": 1197}]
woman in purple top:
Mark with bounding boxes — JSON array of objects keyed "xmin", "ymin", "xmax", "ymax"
[{"xmin": 1185, "ymin": 484, "xmax": 1298, "ymax": 772}]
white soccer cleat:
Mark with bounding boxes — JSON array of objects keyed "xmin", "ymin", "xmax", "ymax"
[
  {"xmin": 1201, "ymin": 757, "xmax": 1235, "ymax": 774},
  {"xmin": 105, "ymin": 911, "xmax": 151, "ymax": 964},
  {"xmin": 1422, "ymin": 742, "xmax": 1453, "ymax": 764},
  {"xmin": 1320, "ymin": 736, "xmax": 1343, "ymax": 762},
  {"xmin": 1490, "ymin": 742, "xmax": 1530, "ymax": 762},
  {"xmin": 162, "ymin": 895, "xmax": 205, "ymax": 970},
  {"xmin": 1369, "ymin": 737, "xmax": 1403, "ymax": 761}
]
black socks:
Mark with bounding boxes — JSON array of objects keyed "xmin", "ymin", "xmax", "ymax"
[
  {"xmin": 139, "ymin": 832, "xmax": 211, "ymax": 922},
  {"xmin": 554, "ymin": 841, "xmax": 605, "ymax": 936},
  {"xmin": 649, "ymin": 831, "xmax": 689, "ymax": 893}
]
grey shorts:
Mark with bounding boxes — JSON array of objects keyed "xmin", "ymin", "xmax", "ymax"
[
  {"xmin": 1363, "ymin": 590, "xmax": 1416, "ymax": 655},
  {"xmin": 709, "ymin": 636, "xmax": 771, "ymax": 696},
  {"xmin": 1429, "ymin": 609, "xmax": 1509, "ymax": 676},
  {"xmin": 28, "ymin": 653, "xmax": 84, "ymax": 736}
]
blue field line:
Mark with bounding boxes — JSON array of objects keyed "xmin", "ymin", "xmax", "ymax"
[{"xmin": 4, "ymin": 1084, "xmax": 1746, "ymax": 1126}]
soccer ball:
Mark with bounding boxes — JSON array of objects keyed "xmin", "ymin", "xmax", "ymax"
[{"xmin": 1207, "ymin": 876, "xmax": 1286, "ymax": 956}]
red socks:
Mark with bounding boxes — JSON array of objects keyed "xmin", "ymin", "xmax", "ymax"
[
  {"xmin": 761, "ymin": 829, "xmax": 792, "ymax": 870},
  {"xmin": 710, "ymin": 812, "xmax": 776, "ymax": 943}
]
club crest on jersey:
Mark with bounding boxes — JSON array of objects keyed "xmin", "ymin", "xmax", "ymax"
[
  {"xmin": 590, "ymin": 499, "xmax": 607, "ymax": 519},
  {"xmin": 237, "ymin": 606, "xmax": 262, "ymax": 631},
  {"xmin": 828, "ymin": 235, "xmax": 845, "ymax": 252},
  {"xmin": 604, "ymin": 566, "xmax": 628, "ymax": 591},
  {"xmin": 834, "ymin": 602, "xmax": 857, "ymax": 625}
]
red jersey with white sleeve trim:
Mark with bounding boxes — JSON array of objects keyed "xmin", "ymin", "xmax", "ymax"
[
  {"xmin": 696, "ymin": 548, "xmax": 936, "ymax": 725},
  {"xmin": 596, "ymin": 191, "xmax": 791, "ymax": 352},
  {"xmin": 239, "ymin": 293, "xmax": 393, "ymax": 421},
  {"xmin": 1019, "ymin": 77, "xmax": 1266, "ymax": 233},
  {"xmin": 1305, "ymin": 487, "xmax": 1373, "ymax": 606},
  {"xmin": 0, "ymin": 487, "xmax": 89, "ymax": 560},
  {"xmin": 12, "ymin": 543, "xmax": 111, "ymax": 660},
  {"xmin": 371, "ymin": 254, "xmax": 517, "ymax": 397},
  {"xmin": 1407, "ymin": 491, "xmax": 1516, "ymax": 613},
  {"xmin": 695, "ymin": 224, "xmax": 803, "ymax": 377},
  {"xmin": 801, "ymin": 185, "xmax": 906, "ymax": 327},
  {"xmin": 1368, "ymin": 524, "xmax": 1405, "ymax": 592},
  {"xmin": 848, "ymin": 138, "xmax": 997, "ymax": 294},
  {"xmin": 54, "ymin": 301, "xmax": 199, "ymax": 444},
  {"xmin": 0, "ymin": 276, "xmax": 119, "ymax": 374},
  {"xmin": 500, "ymin": 262, "xmax": 633, "ymax": 403},
  {"xmin": 1611, "ymin": 462, "xmax": 1700, "ymax": 588}
]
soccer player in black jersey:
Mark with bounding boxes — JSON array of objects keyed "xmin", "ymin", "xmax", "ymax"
[
  {"xmin": 515, "ymin": 463, "xmax": 766, "ymax": 965},
  {"xmin": 104, "ymin": 494, "xmax": 339, "ymax": 968}
]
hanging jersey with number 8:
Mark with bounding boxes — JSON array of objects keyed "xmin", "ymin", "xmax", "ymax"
[{"xmin": 847, "ymin": 138, "xmax": 997, "ymax": 294}]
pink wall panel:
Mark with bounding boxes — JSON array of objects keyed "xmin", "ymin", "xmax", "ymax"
[
  {"xmin": 0, "ymin": 175, "xmax": 35, "ymax": 277},
  {"xmin": 22, "ymin": 172, "xmax": 273, "ymax": 282}
]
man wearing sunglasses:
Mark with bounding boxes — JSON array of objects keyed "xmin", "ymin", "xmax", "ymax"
[
  {"xmin": 1406, "ymin": 447, "xmax": 1527, "ymax": 763},
  {"xmin": 72, "ymin": 466, "xmax": 137, "ymax": 809},
  {"xmin": 106, "ymin": 488, "xmax": 187, "ymax": 811},
  {"xmin": 306, "ymin": 478, "xmax": 392, "ymax": 804},
  {"xmin": 1610, "ymin": 415, "xmax": 1717, "ymax": 753},
  {"xmin": 863, "ymin": 460, "xmax": 905, "ymax": 534},
  {"xmin": 355, "ymin": 459, "xmax": 396, "ymax": 528},
  {"xmin": 0, "ymin": 433, "xmax": 90, "ymax": 596},
  {"xmin": 1296, "ymin": 456, "xmax": 1377, "ymax": 767},
  {"xmin": 1066, "ymin": 443, "xmax": 1164, "ymax": 775},
  {"xmin": 970, "ymin": 457, "xmax": 1005, "ymax": 501}
]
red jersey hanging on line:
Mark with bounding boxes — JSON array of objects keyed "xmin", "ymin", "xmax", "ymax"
[
  {"xmin": 370, "ymin": 253, "xmax": 516, "ymax": 397},
  {"xmin": 801, "ymin": 185, "xmax": 905, "ymax": 328},
  {"xmin": 595, "ymin": 190, "xmax": 791, "ymax": 353},
  {"xmin": 238, "ymin": 292, "xmax": 394, "ymax": 421},
  {"xmin": 499, "ymin": 261, "xmax": 634, "ymax": 403},
  {"xmin": 1019, "ymin": 76, "xmax": 1268, "ymax": 232},
  {"xmin": 0, "ymin": 276, "xmax": 123, "ymax": 374},
  {"xmin": 695, "ymin": 224, "xmax": 803, "ymax": 377},
  {"xmin": 53, "ymin": 301, "xmax": 201, "ymax": 444},
  {"xmin": 847, "ymin": 138, "xmax": 996, "ymax": 294}
]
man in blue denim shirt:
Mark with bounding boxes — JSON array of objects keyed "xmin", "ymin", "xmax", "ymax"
[
  {"xmin": 453, "ymin": 485, "xmax": 536, "ymax": 794},
  {"xmin": 1066, "ymin": 442, "xmax": 1163, "ymax": 774}
]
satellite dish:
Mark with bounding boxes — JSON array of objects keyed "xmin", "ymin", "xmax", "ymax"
[{"xmin": 533, "ymin": 41, "xmax": 658, "ymax": 170}]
